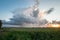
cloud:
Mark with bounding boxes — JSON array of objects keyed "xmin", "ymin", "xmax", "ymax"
[
  {"xmin": 46, "ymin": 8, "xmax": 54, "ymax": 14},
  {"xmin": 3, "ymin": 0, "xmax": 54, "ymax": 27},
  {"xmin": 2, "ymin": 6, "xmax": 48, "ymax": 27}
]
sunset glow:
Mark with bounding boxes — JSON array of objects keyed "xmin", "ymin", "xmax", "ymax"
[{"xmin": 48, "ymin": 24, "xmax": 60, "ymax": 28}]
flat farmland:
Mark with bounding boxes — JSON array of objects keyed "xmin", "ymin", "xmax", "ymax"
[{"xmin": 0, "ymin": 27, "xmax": 60, "ymax": 40}]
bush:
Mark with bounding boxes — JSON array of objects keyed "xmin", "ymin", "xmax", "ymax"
[{"xmin": 0, "ymin": 20, "xmax": 2, "ymax": 29}]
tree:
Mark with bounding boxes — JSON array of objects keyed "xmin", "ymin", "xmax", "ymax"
[{"xmin": 0, "ymin": 20, "xmax": 2, "ymax": 29}]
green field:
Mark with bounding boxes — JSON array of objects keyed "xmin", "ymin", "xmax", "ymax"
[{"xmin": 0, "ymin": 28, "xmax": 60, "ymax": 40}]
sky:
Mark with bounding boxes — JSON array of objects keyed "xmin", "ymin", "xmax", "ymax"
[{"xmin": 0, "ymin": 0, "xmax": 60, "ymax": 21}]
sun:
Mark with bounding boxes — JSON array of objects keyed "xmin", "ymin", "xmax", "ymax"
[
  {"xmin": 48, "ymin": 24, "xmax": 60, "ymax": 28},
  {"xmin": 51, "ymin": 24, "xmax": 60, "ymax": 27}
]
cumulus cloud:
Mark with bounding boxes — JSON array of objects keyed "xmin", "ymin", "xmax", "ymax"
[
  {"xmin": 3, "ymin": 6, "xmax": 48, "ymax": 27},
  {"xmin": 2, "ymin": 0, "xmax": 54, "ymax": 27}
]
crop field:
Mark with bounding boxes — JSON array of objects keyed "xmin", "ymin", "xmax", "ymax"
[{"xmin": 0, "ymin": 28, "xmax": 60, "ymax": 40}]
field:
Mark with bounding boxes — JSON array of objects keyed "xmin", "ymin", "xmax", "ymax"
[{"xmin": 0, "ymin": 28, "xmax": 60, "ymax": 40}]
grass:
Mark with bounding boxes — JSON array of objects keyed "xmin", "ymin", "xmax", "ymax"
[{"xmin": 0, "ymin": 27, "xmax": 60, "ymax": 40}]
